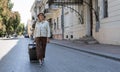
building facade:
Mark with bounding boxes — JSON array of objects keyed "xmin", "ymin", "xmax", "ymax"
[
  {"xmin": 31, "ymin": 0, "xmax": 120, "ymax": 45},
  {"xmin": 27, "ymin": 20, "xmax": 32, "ymax": 38},
  {"xmin": 47, "ymin": 0, "xmax": 84, "ymax": 40},
  {"xmin": 44, "ymin": 0, "xmax": 63, "ymax": 39},
  {"xmin": 63, "ymin": 5, "xmax": 85, "ymax": 40},
  {"xmin": 92, "ymin": 0, "xmax": 120, "ymax": 45}
]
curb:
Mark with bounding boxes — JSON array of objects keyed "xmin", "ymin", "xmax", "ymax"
[{"xmin": 50, "ymin": 42, "xmax": 120, "ymax": 62}]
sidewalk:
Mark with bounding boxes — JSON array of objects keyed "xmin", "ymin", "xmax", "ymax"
[{"xmin": 50, "ymin": 39, "xmax": 120, "ymax": 61}]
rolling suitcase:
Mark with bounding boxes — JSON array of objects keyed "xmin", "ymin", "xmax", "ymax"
[{"xmin": 28, "ymin": 43, "xmax": 38, "ymax": 62}]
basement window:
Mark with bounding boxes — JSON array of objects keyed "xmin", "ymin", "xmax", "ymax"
[
  {"xmin": 66, "ymin": 35, "xmax": 68, "ymax": 38},
  {"xmin": 71, "ymin": 35, "xmax": 73, "ymax": 39}
]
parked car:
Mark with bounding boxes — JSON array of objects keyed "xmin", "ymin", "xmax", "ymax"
[
  {"xmin": 13, "ymin": 34, "xmax": 17, "ymax": 37},
  {"xmin": 24, "ymin": 34, "xmax": 29, "ymax": 38}
]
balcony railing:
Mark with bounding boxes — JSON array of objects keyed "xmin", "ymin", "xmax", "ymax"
[{"xmin": 48, "ymin": 0, "xmax": 83, "ymax": 5}]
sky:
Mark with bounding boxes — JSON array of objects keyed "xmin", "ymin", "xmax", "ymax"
[{"xmin": 11, "ymin": 0, "xmax": 35, "ymax": 25}]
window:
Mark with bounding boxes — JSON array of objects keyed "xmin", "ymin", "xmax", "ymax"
[
  {"xmin": 71, "ymin": 35, "xmax": 73, "ymax": 38},
  {"xmin": 103, "ymin": 0, "xmax": 108, "ymax": 18},
  {"xmin": 66, "ymin": 35, "xmax": 68, "ymax": 38}
]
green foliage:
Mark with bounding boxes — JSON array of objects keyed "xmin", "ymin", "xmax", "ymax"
[
  {"xmin": 8, "ymin": 0, "xmax": 14, "ymax": 10},
  {"xmin": 16, "ymin": 23, "xmax": 25, "ymax": 35},
  {"xmin": 0, "ymin": 0, "xmax": 21, "ymax": 37},
  {"xmin": 12, "ymin": 12, "xmax": 21, "ymax": 33},
  {"xmin": 0, "ymin": 26, "xmax": 5, "ymax": 37}
]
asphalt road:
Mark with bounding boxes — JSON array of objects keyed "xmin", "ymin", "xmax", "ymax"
[{"xmin": 0, "ymin": 38, "xmax": 120, "ymax": 72}]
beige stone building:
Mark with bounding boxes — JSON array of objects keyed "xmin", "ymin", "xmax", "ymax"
[
  {"xmin": 92, "ymin": 0, "xmax": 120, "ymax": 45},
  {"xmin": 27, "ymin": 20, "xmax": 32, "ymax": 38},
  {"xmin": 31, "ymin": 0, "xmax": 120, "ymax": 45},
  {"xmin": 31, "ymin": 0, "xmax": 63, "ymax": 39},
  {"xmin": 50, "ymin": 0, "xmax": 120, "ymax": 45},
  {"xmin": 45, "ymin": 4, "xmax": 63, "ymax": 39},
  {"xmin": 47, "ymin": 0, "xmax": 89, "ymax": 40},
  {"xmin": 47, "ymin": 0, "xmax": 84, "ymax": 40},
  {"xmin": 63, "ymin": 4, "xmax": 85, "ymax": 40}
]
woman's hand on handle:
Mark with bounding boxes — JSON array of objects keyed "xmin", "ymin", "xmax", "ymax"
[
  {"xmin": 47, "ymin": 38, "xmax": 50, "ymax": 43},
  {"xmin": 34, "ymin": 38, "xmax": 36, "ymax": 43}
]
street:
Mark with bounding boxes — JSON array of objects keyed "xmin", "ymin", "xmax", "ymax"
[{"xmin": 0, "ymin": 38, "xmax": 120, "ymax": 72}]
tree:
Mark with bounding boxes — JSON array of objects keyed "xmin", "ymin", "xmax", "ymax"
[
  {"xmin": 0, "ymin": 0, "xmax": 5, "ymax": 35},
  {"xmin": 8, "ymin": 0, "xmax": 14, "ymax": 11},
  {"xmin": 0, "ymin": 0, "xmax": 13, "ymax": 37},
  {"xmin": 0, "ymin": 0, "xmax": 21, "ymax": 37},
  {"xmin": 16, "ymin": 23, "xmax": 25, "ymax": 35},
  {"xmin": 12, "ymin": 12, "xmax": 20, "ymax": 34}
]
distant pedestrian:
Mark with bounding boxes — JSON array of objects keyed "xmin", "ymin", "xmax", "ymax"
[{"xmin": 34, "ymin": 13, "xmax": 50, "ymax": 65}]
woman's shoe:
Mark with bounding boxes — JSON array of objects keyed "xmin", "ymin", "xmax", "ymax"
[
  {"xmin": 41, "ymin": 59, "xmax": 44, "ymax": 65},
  {"xmin": 39, "ymin": 59, "xmax": 42, "ymax": 65}
]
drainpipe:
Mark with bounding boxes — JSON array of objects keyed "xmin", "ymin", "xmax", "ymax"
[
  {"xmin": 90, "ymin": 0, "xmax": 93, "ymax": 36},
  {"xmin": 61, "ymin": 5, "xmax": 64, "ymax": 40}
]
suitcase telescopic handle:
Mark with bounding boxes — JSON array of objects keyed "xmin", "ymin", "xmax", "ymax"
[{"xmin": 28, "ymin": 41, "xmax": 36, "ymax": 48}]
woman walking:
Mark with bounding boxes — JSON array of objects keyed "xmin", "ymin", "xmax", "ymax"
[{"xmin": 34, "ymin": 13, "xmax": 50, "ymax": 65}]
